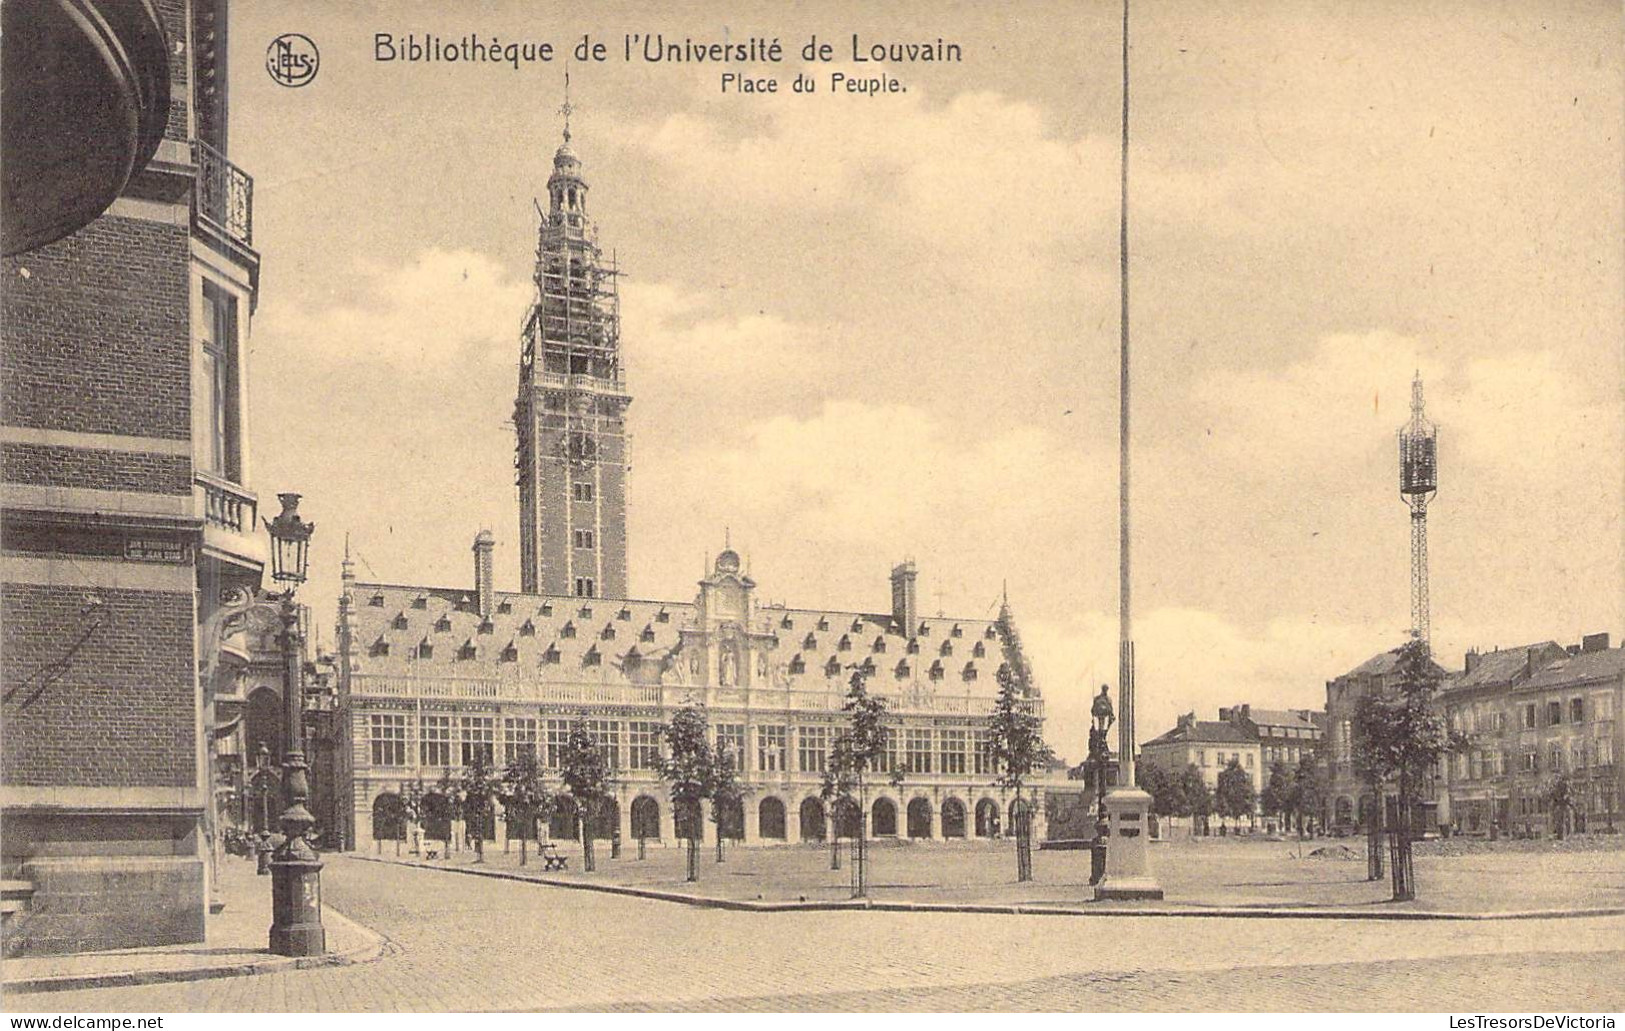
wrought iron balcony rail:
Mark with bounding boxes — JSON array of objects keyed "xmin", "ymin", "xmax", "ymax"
[{"xmin": 192, "ymin": 138, "xmax": 253, "ymax": 249}]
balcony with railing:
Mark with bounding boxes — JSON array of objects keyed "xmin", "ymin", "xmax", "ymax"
[
  {"xmin": 196, "ymin": 471, "xmax": 266, "ymax": 570},
  {"xmin": 191, "ymin": 139, "xmax": 254, "ymax": 257}
]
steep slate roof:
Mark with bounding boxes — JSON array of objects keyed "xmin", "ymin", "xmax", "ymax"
[
  {"xmin": 1341, "ymin": 648, "xmax": 1404, "ymax": 679},
  {"xmin": 1241, "ymin": 708, "xmax": 1321, "ymax": 732},
  {"xmin": 345, "ymin": 582, "xmax": 1006, "ymax": 694},
  {"xmin": 1444, "ymin": 641, "xmax": 1566, "ymax": 693},
  {"xmin": 1519, "ymin": 646, "xmax": 1625, "ymax": 692},
  {"xmin": 1143, "ymin": 720, "xmax": 1255, "ymax": 748}
]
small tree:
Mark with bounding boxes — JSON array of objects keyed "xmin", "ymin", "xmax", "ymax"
[
  {"xmin": 1352, "ymin": 639, "xmax": 1464, "ymax": 901},
  {"xmin": 1261, "ymin": 761, "xmax": 1293, "ymax": 830},
  {"xmin": 822, "ymin": 668, "xmax": 898, "ymax": 897},
  {"xmin": 1136, "ymin": 759, "xmax": 1184, "ymax": 826},
  {"xmin": 433, "ymin": 768, "xmax": 458, "ymax": 854},
  {"xmin": 659, "ymin": 703, "xmax": 714, "ymax": 882},
  {"xmin": 1545, "ymin": 775, "xmax": 1574, "ymax": 840},
  {"xmin": 458, "ymin": 749, "xmax": 498, "ymax": 863},
  {"xmin": 710, "ymin": 742, "xmax": 743, "ymax": 863},
  {"xmin": 1292, "ymin": 751, "xmax": 1328, "ymax": 838},
  {"xmin": 1178, "ymin": 764, "xmax": 1212, "ymax": 835},
  {"xmin": 558, "ymin": 719, "xmax": 615, "ymax": 873},
  {"xmin": 987, "ymin": 607, "xmax": 1056, "ymax": 881},
  {"xmin": 399, "ymin": 776, "xmax": 426, "ymax": 856},
  {"xmin": 1215, "ymin": 758, "xmax": 1256, "ymax": 832},
  {"xmin": 498, "ymin": 746, "xmax": 552, "ymax": 867}
]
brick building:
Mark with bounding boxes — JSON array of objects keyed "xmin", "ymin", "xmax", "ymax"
[
  {"xmin": 2, "ymin": 0, "xmax": 265, "ymax": 954},
  {"xmin": 1439, "ymin": 634, "xmax": 1622, "ymax": 836}
]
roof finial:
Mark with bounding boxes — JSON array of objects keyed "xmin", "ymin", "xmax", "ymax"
[
  {"xmin": 724, "ymin": 526, "xmax": 731, "ymax": 550},
  {"xmin": 559, "ymin": 69, "xmax": 573, "ymax": 142}
]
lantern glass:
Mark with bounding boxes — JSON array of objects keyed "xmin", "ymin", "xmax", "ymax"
[{"xmin": 264, "ymin": 492, "xmax": 314, "ymax": 585}]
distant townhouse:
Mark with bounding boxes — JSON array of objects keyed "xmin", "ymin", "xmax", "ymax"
[
  {"xmin": 1140, "ymin": 714, "xmax": 1262, "ymax": 793},
  {"xmin": 1218, "ymin": 704, "xmax": 1324, "ymax": 770}
]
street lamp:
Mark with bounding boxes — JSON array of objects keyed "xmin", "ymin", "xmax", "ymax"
[{"xmin": 264, "ymin": 492, "xmax": 325, "ymax": 956}]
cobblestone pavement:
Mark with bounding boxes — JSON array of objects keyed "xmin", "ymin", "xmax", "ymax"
[{"xmin": 23, "ymin": 855, "xmax": 1625, "ymax": 1013}]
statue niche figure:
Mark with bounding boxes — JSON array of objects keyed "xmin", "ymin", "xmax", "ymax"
[{"xmin": 718, "ymin": 647, "xmax": 737, "ymax": 687}]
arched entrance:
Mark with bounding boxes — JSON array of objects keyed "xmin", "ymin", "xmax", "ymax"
[
  {"xmin": 975, "ymin": 798, "xmax": 1000, "ymax": 838},
  {"xmin": 907, "ymin": 797, "xmax": 933, "ymax": 838},
  {"xmin": 585, "ymin": 797, "xmax": 619, "ymax": 841},
  {"xmin": 674, "ymin": 800, "xmax": 705, "ymax": 842},
  {"xmin": 372, "ymin": 793, "xmax": 406, "ymax": 842},
  {"xmin": 423, "ymin": 792, "xmax": 453, "ymax": 843},
  {"xmin": 245, "ymin": 686, "xmax": 282, "ymax": 761},
  {"xmin": 872, "ymin": 797, "xmax": 898, "ymax": 836},
  {"xmin": 941, "ymin": 797, "xmax": 967, "ymax": 838},
  {"xmin": 759, "ymin": 797, "xmax": 787, "ymax": 840},
  {"xmin": 833, "ymin": 798, "xmax": 862, "ymax": 839},
  {"xmin": 799, "ymin": 797, "xmax": 826, "ymax": 842},
  {"xmin": 631, "ymin": 796, "xmax": 660, "ymax": 840},
  {"xmin": 550, "ymin": 796, "xmax": 579, "ymax": 841},
  {"xmin": 718, "ymin": 797, "xmax": 745, "ymax": 841}
]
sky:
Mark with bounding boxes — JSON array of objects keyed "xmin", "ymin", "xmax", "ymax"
[{"xmin": 231, "ymin": 0, "xmax": 1624, "ymax": 763}]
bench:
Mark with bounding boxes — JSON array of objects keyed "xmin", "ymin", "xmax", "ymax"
[
  {"xmin": 539, "ymin": 843, "xmax": 568, "ymax": 871},
  {"xmin": 424, "ymin": 846, "xmax": 440, "ymax": 860}
]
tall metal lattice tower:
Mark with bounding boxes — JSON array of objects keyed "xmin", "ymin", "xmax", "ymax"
[
  {"xmin": 515, "ymin": 86, "xmax": 631, "ymax": 599},
  {"xmin": 1398, "ymin": 372, "xmax": 1438, "ymax": 647}
]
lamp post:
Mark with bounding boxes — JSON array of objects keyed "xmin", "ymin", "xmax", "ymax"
[{"xmin": 264, "ymin": 492, "xmax": 325, "ymax": 956}]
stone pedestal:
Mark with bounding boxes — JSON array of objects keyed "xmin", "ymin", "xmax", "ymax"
[{"xmin": 1094, "ymin": 786, "xmax": 1163, "ymax": 900}]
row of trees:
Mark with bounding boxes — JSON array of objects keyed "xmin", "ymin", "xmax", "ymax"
[
  {"xmin": 383, "ymin": 607, "xmax": 1057, "ymax": 893},
  {"xmin": 1136, "ymin": 756, "xmax": 1269, "ymax": 833}
]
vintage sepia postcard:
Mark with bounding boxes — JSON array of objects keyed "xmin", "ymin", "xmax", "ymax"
[{"xmin": 1, "ymin": 0, "xmax": 1621, "ymax": 1018}]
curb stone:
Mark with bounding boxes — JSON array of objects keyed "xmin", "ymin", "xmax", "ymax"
[
  {"xmin": 348, "ymin": 854, "xmax": 1625, "ymax": 922},
  {"xmin": 3, "ymin": 906, "xmax": 389, "ymax": 995}
]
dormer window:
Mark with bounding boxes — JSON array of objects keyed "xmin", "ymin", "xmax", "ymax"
[
  {"xmin": 578, "ymin": 604, "xmax": 593, "ymax": 619},
  {"xmin": 789, "ymin": 654, "xmax": 806, "ymax": 675},
  {"xmin": 456, "ymin": 594, "xmax": 472, "ymax": 612},
  {"xmin": 369, "ymin": 592, "xmax": 385, "ymax": 607},
  {"xmin": 940, "ymin": 640, "xmax": 954, "ymax": 657},
  {"xmin": 816, "ymin": 617, "xmax": 830, "ymax": 632},
  {"xmin": 583, "ymin": 645, "xmax": 601, "ymax": 668},
  {"xmin": 824, "ymin": 656, "xmax": 841, "ymax": 677},
  {"xmin": 929, "ymin": 659, "xmax": 945, "ymax": 681},
  {"xmin": 972, "ymin": 641, "xmax": 986, "ymax": 658},
  {"xmin": 859, "ymin": 657, "xmax": 876, "ymax": 676},
  {"xmin": 623, "ymin": 649, "xmax": 642, "ymax": 674},
  {"xmin": 656, "ymin": 608, "xmax": 670, "ymax": 623},
  {"xmin": 542, "ymin": 644, "xmax": 561, "ymax": 665},
  {"xmin": 984, "ymin": 627, "xmax": 997, "ymax": 640},
  {"xmin": 962, "ymin": 662, "xmax": 978, "ymax": 682},
  {"xmin": 497, "ymin": 600, "xmax": 512, "ymax": 615},
  {"xmin": 435, "ymin": 615, "xmax": 452, "ymax": 633},
  {"xmin": 500, "ymin": 642, "xmax": 519, "ymax": 663},
  {"xmin": 417, "ymin": 639, "xmax": 433, "ymax": 660},
  {"xmin": 851, "ymin": 618, "xmax": 864, "ymax": 633},
  {"xmin": 872, "ymin": 636, "xmax": 887, "ymax": 654},
  {"xmin": 540, "ymin": 602, "xmax": 553, "ymax": 617},
  {"xmin": 371, "ymin": 637, "xmax": 390, "ymax": 656},
  {"xmin": 951, "ymin": 624, "xmax": 963, "ymax": 638},
  {"xmin": 601, "ymin": 623, "xmax": 616, "ymax": 641},
  {"xmin": 393, "ymin": 613, "xmax": 409, "ymax": 630},
  {"xmin": 477, "ymin": 618, "xmax": 494, "ymax": 635},
  {"xmin": 917, "ymin": 622, "xmax": 931, "ymax": 637},
  {"xmin": 640, "ymin": 624, "xmax": 656, "ymax": 643},
  {"xmin": 780, "ymin": 615, "xmax": 794, "ymax": 630},
  {"xmin": 519, "ymin": 619, "xmax": 536, "ymax": 637},
  {"xmin": 561, "ymin": 620, "xmax": 576, "ymax": 639},
  {"xmin": 411, "ymin": 594, "xmax": 428, "ymax": 610},
  {"xmin": 457, "ymin": 640, "xmax": 477, "ymax": 661},
  {"xmin": 837, "ymin": 634, "xmax": 852, "ymax": 653},
  {"xmin": 618, "ymin": 607, "xmax": 632, "ymax": 621},
  {"xmin": 907, "ymin": 638, "xmax": 920, "ymax": 655},
  {"xmin": 895, "ymin": 659, "xmax": 910, "ymax": 678}
]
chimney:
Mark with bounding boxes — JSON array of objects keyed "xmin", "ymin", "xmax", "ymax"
[
  {"xmin": 473, "ymin": 530, "xmax": 495, "ymax": 618},
  {"xmin": 1582, "ymin": 632, "xmax": 1611, "ymax": 654},
  {"xmin": 1177, "ymin": 712, "xmax": 1195, "ymax": 731},
  {"xmin": 1464, "ymin": 649, "xmax": 1480, "ymax": 674},
  {"xmin": 1218, "ymin": 707, "xmax": 1232, "ymax": 722},
  {"xmin": 890, "ymin": 560, "xmax": 917, "ymax": 633}
]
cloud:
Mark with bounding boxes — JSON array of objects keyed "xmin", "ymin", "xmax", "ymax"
[{"xmin": 253, "ymin": 248, "xmax": 532, "ymax": 370}]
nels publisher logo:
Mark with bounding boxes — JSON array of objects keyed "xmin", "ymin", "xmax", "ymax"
[{"xmin": 266, "ymin": 33, "xmax": 319, "ymax": 87}]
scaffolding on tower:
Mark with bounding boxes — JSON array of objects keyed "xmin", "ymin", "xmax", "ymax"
[{"xmin": 1398, "ymin": 372, "xmax": 1438, "ymax": 650}]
